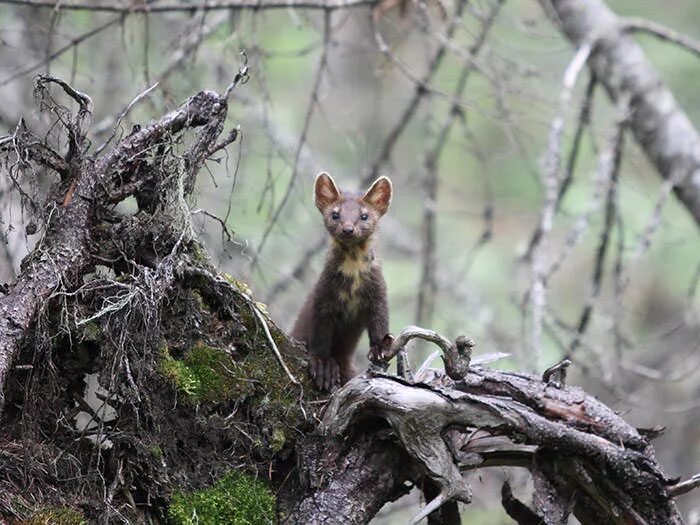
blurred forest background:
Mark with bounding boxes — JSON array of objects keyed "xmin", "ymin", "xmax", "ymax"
[{"xmin": 1, "ymin": 0, "xmax": 700, "ymax": 522}]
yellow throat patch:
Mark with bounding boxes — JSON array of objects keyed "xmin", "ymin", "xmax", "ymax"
[{"xmin": 337, "ymin": 245, "xmax": 371, "ymax": 314}]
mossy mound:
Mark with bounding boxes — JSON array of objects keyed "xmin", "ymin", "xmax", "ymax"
[
  {"xmin": 168, "ymin": 471, "xmax": 275, "ymax": 525},
  {"xmin": 159, "ymin": 343, "xmax": 245, "ymax": 404}
]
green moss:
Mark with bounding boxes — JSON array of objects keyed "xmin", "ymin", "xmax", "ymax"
[
  {"xmin": 151, "ymin": 445, "xmax": 164, "ymax": 459},
  {"xmin": 80, "ymin": 321, "xmax": 102, "ymax": 342},
  {"xmin": 254, "ymin": 301, "xmax": 270, "ymax": 318},
  {"xmin": 191, "ymin": 288, "xmax": 208, "ymax": 311},
  {"xmin": 190, "ymin": 243, "xmax": 210, "ymax": 264},
  {"xmin": 24, "ymin": 507, "xmax": 86, "ymax": 525},
  {"xmin": 269, "ymin": 428, "xmax": 286, "ymax": 453},
  {"xmin": 168, "ymin": 472, "xmax": 275, "ymax": 525},
  {"xmin": 223, "ymin": 272, "xmax": 253, "ymax": 297},
  {"xmin": 159, "ymin": 343, "xmax": 248, "ymax": 404}
]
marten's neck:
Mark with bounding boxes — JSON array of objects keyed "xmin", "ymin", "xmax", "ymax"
[{"xmin": 329, "ymin": 238, "xmax": 372, "ymax": 272}]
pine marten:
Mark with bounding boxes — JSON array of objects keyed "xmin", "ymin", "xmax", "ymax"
[{"xmin": 292, "ymin": 172, "xmax": 392, "ymax": 391}]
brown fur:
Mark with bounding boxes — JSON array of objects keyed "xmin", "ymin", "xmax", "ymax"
[{"xmin": 291, "ymin": 173, "xmax": 392, "ymax": 390}]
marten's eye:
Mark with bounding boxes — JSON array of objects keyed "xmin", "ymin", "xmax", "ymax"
[
  {"xmin": 331, "ymin": 211, "xmax": 340, "ymax": 220},
  {"xmin": 360, "ymin": 213, "xmax": 369, "ymax": 221}
]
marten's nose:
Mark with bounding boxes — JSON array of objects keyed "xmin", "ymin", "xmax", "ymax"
[{"xmin": 342, "ymin": 224, "xmax": 354, "ymax": 234}]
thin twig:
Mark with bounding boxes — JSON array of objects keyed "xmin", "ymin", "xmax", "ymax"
[
  {"xmin": 415, "ymin": 0, "xmax": 504, "ymax": 326},
  {"xmin": 95, "ymin": 82, "xmax": 159, "ymax": 155},
  {"xmin": 527, "ymin": 42, "xmax": 592, "ymax": 368},
  {"xmin": 0, "ymin": 0, "xmax": 378, "ymax": 12},
  {"xmin": 555, "ymin": 75, "xmax": 597, "ymax": 213},
  {"xmin": 0, "ymin": 15, "xmax": 122, "ymax": 87},
  {"xmin": 252, "ymin": 9, "xmax": 332, "ymax": 266},
  {"xmin": 622, "ymin": 17, "xmax": 700, "ymax": 60},
  {"xmin": 362, "ymin": 0, "xmax": 469, "ymax": 187},
  {"xmin": 154, "ymin": 12, "xmax": 230, "ymax": 86},
  {"xmin": 523, "ymin": 42, "xmax": 593, "ymax": 262},
  {"xmin": 250, "ymin": 302, "xmax": 300, "ymax": 386},
  {"xmin": 569, "ymin": 102, "xmax": 627, "ymax": 354},
  {"xmin": 191, "ymin": 209, "xmax": 234, "ymax": 242}
]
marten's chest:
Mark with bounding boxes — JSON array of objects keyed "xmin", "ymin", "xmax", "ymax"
[{"xmin": 335, "ymin": 253, "xmax": 373, "ymax": 316}]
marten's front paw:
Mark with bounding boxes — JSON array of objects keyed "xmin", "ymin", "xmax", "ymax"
[
  {"xmin": 368, "ymin": 333, "xmax": 395, "ymax": 365},
  {"xmin": 310, "ymin": 355, "xmax": 340, "ymax": 392}
]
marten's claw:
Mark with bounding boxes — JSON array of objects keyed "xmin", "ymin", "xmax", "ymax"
[
  {"xmin": 368, "ymin": 333, "xmax": 395, "ymax": 366},
  {"xmin": 310, "ymin": 355, "xmax": 340, "ymax": 392}
]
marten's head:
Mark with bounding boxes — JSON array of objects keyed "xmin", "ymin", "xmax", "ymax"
[{"xmin": 314, "ymin": 172, "xmax": 392, "ymax": 247}]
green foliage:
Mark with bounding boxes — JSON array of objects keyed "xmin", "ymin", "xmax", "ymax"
[
  {"xmin": 168, "ymin": 472, "xmax": 275, "ymax": 525},
  {"xmin": 24, "ymin": 507, "xmax": 86, "ymax": 525}
]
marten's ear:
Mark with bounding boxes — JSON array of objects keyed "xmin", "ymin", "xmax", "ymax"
[
  {"xmin": 362, "ymin": 176, "xmax": 392, "ymax": 216},
  {"xmin": 314, "ymin": 172, "xmax": 341, "ymax": 212}
]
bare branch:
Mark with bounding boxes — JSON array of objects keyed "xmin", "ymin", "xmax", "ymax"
[
  {"xmin": 569, "ymin": 100, "xmax": 627, "ymax": 354},
  {"xmin": 363, "ymin": 0, "xmax": 469, "ymax": 187},
  {"xmin": 526, "ymin": 40, "xmax": 592, "ymax": 367},
  {"xmin": 0, "ymin": 15, "xmax": 121, "ymax": 87},
  {"xmin": 253, "ymin": 9, "xmax": 332, "ymax": 264},
  {"xmin": 94, "ymin": 82, "xmax": 159, "ymax": 155},
  {"xmin": 544, "ymin": 0, "xmax": 700, "ymax": 228},
  {"xmin": 669, "ymin": 472, "xmax": 700, "ymax": 498},
  {"xmin": 622, "ymin": 16, "xmax": 700, "ymax": 59},
  {"xmin": 416, "ymin": 0, "xmax": 504, "ymax": 327},
  {"xmin": 0, "ymin": 0, "xmax": 378, "ymax": 12}
]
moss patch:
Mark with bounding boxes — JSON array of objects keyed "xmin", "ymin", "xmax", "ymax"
[
  {"xmin": 223, "ymin": 272, "xmax": 253, "ymax": 298},
  {"xmin": 168, "ymin": 471, "xmax": 275, "ymax": 525},
  {"xmin": 23, "ymin": 507, "xmax": 86, "ymax": 525},
  {"xmin": 159, "ymin": 343, "xmax": 247, "ymax": 404},
  {"xmin": 80, "ymin": 322, "xmax": 102, "ymax": 342}
]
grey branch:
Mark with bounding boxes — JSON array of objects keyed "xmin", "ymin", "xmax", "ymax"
[
  {"xmin": 544, "ymin": 0, "xmax": 700, "ymax": 228},
  {"xmin": 0, "ymin": 0, "xmax": 377, "ymax": 12},
  {"xmin": 622, "ymin": 16, "xmax": 700, "ymax": 59}
]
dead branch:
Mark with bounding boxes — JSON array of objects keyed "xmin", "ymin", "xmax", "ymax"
[
  {"xmin": 363, "ymin": 0, "xmax": 468, "ymax": 187},
  {"xmin": 543, "ymin": 0, "xmax": 700, "ymax": 228},
  {"xmin": 253, "ymin": 9, "xmax": 332, "ymax": 264},
  {"xmin": 621, "ymin": 17, "xmax": 700, "ymax": 59},
  {"xmin": 568, "ymin": 100, "xmax": 627, "ymax": 354},
  {"xmin": 0, "ymin": 0, "xmax": 378, "ymax": 12},
  {"xmin": 416, "ymin": 0, "xmax": 503, "ymax": 327}
]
